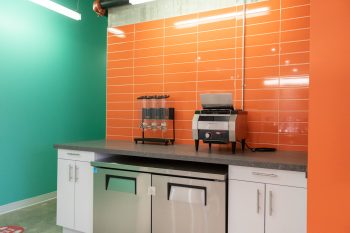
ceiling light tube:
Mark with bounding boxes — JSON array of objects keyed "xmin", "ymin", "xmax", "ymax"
[{"xmin": 30, "ymin": 0, "xmax": 81, "ymax": 21}]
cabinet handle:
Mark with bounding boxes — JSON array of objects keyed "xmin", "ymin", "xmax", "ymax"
[
  {"xmin": 69, "ymin": 165, "xmax": 73, "ymax": 182},
  {"xmin": 67, "ymin": 152, "xmax": 80, "ymax": 156},
  {"xmin": 252, "ymin": 172, "xmax": 278, "ymax": 178},
  {"xmin": 256, "ymin": 189, "xmax": 260, "ymax": 214},
  {"xmin": 75, "ymin": 165, "xmax": 79, "ymax": 182},
  {"xmin": 269, "ymin": 190, "xmax": 273, "ymax": 216}
]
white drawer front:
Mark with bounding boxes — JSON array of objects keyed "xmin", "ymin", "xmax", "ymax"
[
  {"xmin": 58, "ymin": 149, "xmax": 95, "ymax": 162},
  {"xmin": 229, "ymin": 165, "xmax": 306, "ymax": 188}
]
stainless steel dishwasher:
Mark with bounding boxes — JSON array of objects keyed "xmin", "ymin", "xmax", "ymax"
[{"xmin": 92, "ymin": 156, "xmax": 227, "ymax": 233}]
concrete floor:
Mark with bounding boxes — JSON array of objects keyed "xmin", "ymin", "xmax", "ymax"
[{"xmin": 0, "ymin": 199, "xmax": 62, "ymax": 233}]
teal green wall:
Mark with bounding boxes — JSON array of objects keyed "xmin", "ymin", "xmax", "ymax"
[{"xmin": 0, "ymin": 0, "xmax": 107, "ymax": 205}]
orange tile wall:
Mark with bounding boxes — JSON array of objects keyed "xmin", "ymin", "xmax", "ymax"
[{"xmin": 106, "ymin": 0, "xmax": 310, "ymax": 151}]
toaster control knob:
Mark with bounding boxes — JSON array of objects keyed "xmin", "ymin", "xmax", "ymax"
[{"xmin": 205, "ymin": 132, "xmax": 211, "ymax": 139}]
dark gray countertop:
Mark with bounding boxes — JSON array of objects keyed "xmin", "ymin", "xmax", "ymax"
[{"xmin": 54, "ymin": 140, "xmax": 307, "ymax": 172}]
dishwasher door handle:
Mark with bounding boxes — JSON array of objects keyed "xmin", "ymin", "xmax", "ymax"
[{"xmin": 167, "ymin": 183, "xmax": 207, "ymax": 206}]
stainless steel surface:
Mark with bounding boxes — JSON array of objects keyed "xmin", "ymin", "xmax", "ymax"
[
  {"xmin": 201, "ymin": 93, "xmax": 233, "ymax": 109},
  {"xmin": 91, "ymin": 157, "xmax": 227, "ymax": 181},
  {"xmin": 252, "ymin": 172, "xmax": 278, "ymax": 178},
  {"xmin": 269, "ymin": 190, "xmax": 273, "ymax": 216},
  {"xmin": 152, "ymin": 175, "xmax": 226, "ymax": 233},
  {"xmin": 94, "ymin": 167, "xmax": 152, "ymax": 233},
  {"xmin": 257, "ymin": 189, "xmax": 260, "ymax": 214},
  {"xmin": 93, "ymin": 157, "xmax": 227, "ymax": 233}
]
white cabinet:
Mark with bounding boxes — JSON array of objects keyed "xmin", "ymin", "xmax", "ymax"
[
  {"xmin": 228, "ymin": 165, "xmax": 307, "ymax": 233},
  {"xmin": 57, "ymin": 149, "xmax": 106, "ymax": 233}
]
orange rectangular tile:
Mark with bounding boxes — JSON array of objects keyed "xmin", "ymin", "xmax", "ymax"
[
  {"xmin": 198, "ymin": 6, "xmax": 236, "ymax": 18},
  {"xmin": 135, "ymin": 28, "xmax": 164, "ymax": 41},
  {"xmin": 281, "ymin": 17, "xmax": 310, "ymax": 31},
  {"xmin": 106, "ymin": 127, "xmax": 133, "ymax": 136},
  {"xmin": 244, "ymin": 100, "xmax": 278, "ymax": 111},
  {"xmin": 281, "ymin": 5, "xmax": 310, "ymax": 19},
  {"xmin": 280, "ymin": 40, "xmax": 309, "ymax": 54},
  {"xmin": 107, "ymin": 102, "xmax": 134, "ymax": 111},
  {"xmin": 134, "ymin": 56, "xmax": 163, "ymax": 67},
  {"xmin": 197, "ymin": 80, "xmax": 235, "ymax": 92},
  {"xmin": 279, "ymin": 122, "xmax": 308, "ymax": 134},
  {"xmin": 107, "ymin": 93, "xmax": 134, "ymax": 102},
  {"xmin": 242, "ymin": 66, "xmax": 279, "ymax": 79},
  {"xmin": 108, "ymin": 41, "xmax": 134, "ymax": 52},
  {"xmin": 107, "ymin": 50, "xmax": 133, "ymax": 60},
  {"xmin": 198, "ymin": 70, "xmax": 234, "ymax": 81},
  {"xmin": 164, "ymin": 62, "xmax": 196, "ymax": 74},
  {"xmin": 279, "ymin": 76, "xmax": 310, "ymax": 88},
  {"xmin": 246, "ymin": 0, "xmax": 281, "ymax": 11},
  {"xmin": 245, "ymin": 21, "xmax": 280, "ymax": 36},
  {"xmin": 107, "ymin": 68, "xmax": 133, "ymax": 77},
  {"xmin": 165, "ymin": 13, "xmax": 198, "ymax": 27},
  {"xmin": 167, "ymin": 91, "xmax": 196, "ymax": 102},
  {"xmin": 245, "ymin": 55, "xmax": 279, "ymax": 68},
  {"xmin": 281, "ymin": 52, "xmax": 309, "ymax": 65},
  {"xmin": 164, "ymin": 43, "xmax": 197, "ymax": 55},
  {"xmin": 247, "ymin": 132, "xmax": 278, "ymax": 144},
  {"xmin": 248, "ymin": 122, "xmax": 279, "ymax": 133},
  {"xmin": 134, "ymin": 74, "xmax": 163, "ymax": 85},
  {"xmin": 245, "ymin": 10, "xmax": 280, "ymax": 25},
  {"xmin": 170, "ymin": 101, "xmax": 196, "ymax": 111},
  {"xmin": 281, "ymin": 28, "xmax": 310, "ymax": 42},
  {"xmin": 175, "ymin": 120, "xmax": 193, "ymax": 130},
  {"xmin": 134, "ymin": 83, "xmax": 163, "ymax": 93},
  {"xmin": 107, "ymin": 59, "xmax": 133, "ymax": 69},
  {"xmin": 134, "ymin": 37, "xmax": 164, "ymax": 50},
  {"xmin": 107, "ymin": 84, "xmax": 133, "ymax": 94},
  {"xmin": 164, "ymin": 72, "xmax": 197, "ymax": 83},
  {"xmin": 107, "ymin": 76, "xmax": 133, "ymax": 86},
  {"xmin": 174, "ymin": 129, "xmax": 193, "ymax": 140},
  {"xmin": 111, "ymin": 24, "xmax": 135, "ymax": 34},
  {"xmin": 135, "ymin": 19, "xmax": 165, "ymax": 31},
  {"xmin": 281, "ymin": 0, "xmax": 310, "ymax": 8},
  {"xmin": 106, "ymin": 110, "xmax": 133, "ymax": 119},
  {"xmin": 106, "ymin": 135, "xmax": 133, "ymax": 141},
  {"xmin": 198, "ymin": 49, "xmax": 235, "ymax": 62},
  {"xmin": 245, "ymin": 32, "xmax": 279, "ymax": 46},
  {"xmin": 245, "ymin": 44, "xmax": 279, "ymax": 57},
  {"xmin": 279, "ymin": 99, "xmax": 308, "ymax": 111},
  {"xmin": 280, "ymin": 64, "xmax": 309, "ymax": 76},
  {"xmin": 165, "ymin": 33, "xmax": 197, "ymax": 46},
  {"xmin": 279, "ymin": 133, "xmax": 308, "ymax": 145},
  {"xmin": 134, "ymin": 47, "xmax": 163, "ymax": 58},
  {"xmin": 108, "ymin": 33, "xmax": 134, "ymax": 44},
  {"xmin": 277, "ymin": 144, "xmax": 307, "ymax": 151},
  {"xmin": 198, "ymin": 59, "xmax": 235, "ymax": 72},
  {"xmin": 279, "ymin": 111, "xmax": 308, "ymax": 122},
  {"xmin": 198, "ymin": 10, "xmax": 236, "ymax": 32},
  {"xmin": 164, "ymin": 81, "xmax": 196, "ymax": 92},
  {"xmin": 279, "ymin": 87, "xmax": 309, "ymax": 99},
  {"xmin": 134, "ymin": 65, "xmax": 163, "ymax": 76},
  {"xmin": 238, "ymin": 89, "xmax": 279, "ymax": 100},
  {"xmin": 247, "ymin": 110, "xmax": 278, "ymax": 122},
  {"xmin": 172, "ymin": 110, "xmax": 195, "ymax": 121},
  {"xmin": 175, "ymin": 139, "xmax": 193, "ymax": 145},
  {"xmin": 165, "ymin": 52, "xmax": 197, "ymax": 64},
  {"xmin": 107, "ymin": 119, "xmax": 133, "ymax": 128},
  {"xmin": 198, "ymin": 38, "xmax": 235, "ymax": 51},
  {"xmin": 165, "ymin": 26, "xmax": 197, "ymax": 37},
  {"xmin": 198, "ymin": 27, "xmax": 235, "ymax": 42}
]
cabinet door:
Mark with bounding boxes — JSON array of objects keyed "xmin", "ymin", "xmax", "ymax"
[
  {"xmin": 57, "ymin": 159, "xmax": 75, "ymax": 229},
  {"xmin": 228, "ymin": 180, "xmax": 265, "ymax": 233},
  {"xmin": 265, "ymin": 184, "xmax": 307, "ymax": 233},
  {"xmin": 74, "ymin": 161, "xmax": 93, "ymax": 233}
]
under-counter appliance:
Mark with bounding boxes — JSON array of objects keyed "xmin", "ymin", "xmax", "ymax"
[
  {"xmin": 92, "ymin": 156, "xmax": 227, "ymax": 233},
  {"xmin": 192, "ymin": 93, "xmax": 248, "ymax": 153}
]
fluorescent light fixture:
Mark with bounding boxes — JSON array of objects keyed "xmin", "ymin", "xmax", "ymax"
[
  {"xmin": 129, "ymin": 0, "xmax": 155, "ymax": 5},
  {"xmin": 108, "ymin": 27, "xmax": 126, "ymax": 38},
  {"xmin": 30, "ymin": 0, "xmax": 81, "ymax": 20},
  {"xmin": 174, "ymin": 7, "xmax": 269, "ymax": 29}
]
